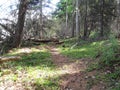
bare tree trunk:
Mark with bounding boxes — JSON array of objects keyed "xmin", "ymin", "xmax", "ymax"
[
  {"xmin": 13, "ymin": 0, "xmax": 28, "ymax": 47},
  {"xmin": 40, "ymin": 0, "xmax": 43, "ymax": 39},
  {"xmin": 76, "ymin": 0, "xmax": 80, "ymax": 42},
  {"xmin": 83, "ymin": 0, "xmax": 88, "ymax": 39},
  {"xmin": 71, "ymin": 1, "xmax": 75, "ymax": 38},
  {"xmin": 117, "ymin": 0, "xmax": 120, "ymax": 36},
  {"xmin": 66, "ymin": 0, "xmax": 68, "ymax": 33},
  {"xmin": 99, "ymin": 0, "xmax": 104, "ymax": 37},
  {"xmin": 71, "ymin": 13, "xmax": 75, "ymax": 37}
]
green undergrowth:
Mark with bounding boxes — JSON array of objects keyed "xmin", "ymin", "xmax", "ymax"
[
  {"xmin": 0, "ymin": 46, "xmax": 60, "ymax": 90},
  {"xmin": 59, "ymin": 37, "xmax": 120, "ymax": 90},
  {"xmin": 99, "ymin": 37, "xmax": 120, "ymax": 90},
  {"xmin": 59, "ymin": 38, "xmax": 105, "ymax": 59},
  {"xmin": 86, "ymin": 37, "xmax": 120, "ymax": 90}
]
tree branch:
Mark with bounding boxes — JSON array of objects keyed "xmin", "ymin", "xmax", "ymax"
[{"xmin": 0, "ymin": 23, "xmax": 14, "ymax": 36}]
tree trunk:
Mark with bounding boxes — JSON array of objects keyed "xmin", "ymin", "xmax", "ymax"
[
  {"xmin": 76, "ymin": 0, "xmax": 80, "ymax": 42},
  {"xmin": 71, "ymin": 13, "xmax": 75, "ymax": 37},
  {"xmin": 40, "ymin": 0, "xmax": 43, "ymax": 39},
  {"xmin": 13, "ymin": 0, "xmax": 28, "ymax": 47},
  {"xmin": 66, "ymin": 0, "xmax": 68, "ymax": 33},
  {"xmin": 99, "ymin": 0, "xmax": 104, "ymax": 37},
  {"xmin": 71, "ymin": 1, "xmax": 75, "ymax": 38},
  {"xmin": 117, "ymin": 0, "xmax": 120, "ymax": 34},
  {"xmin": 83, "ymin": 0, "xmax": 88, "ymax": 39}
]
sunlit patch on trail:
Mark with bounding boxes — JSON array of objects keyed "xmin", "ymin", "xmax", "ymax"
[{"xmin": 7, "ymin": 46, "xmax": 47, "ymax": 56}]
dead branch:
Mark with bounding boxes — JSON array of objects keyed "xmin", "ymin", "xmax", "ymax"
[
  {"xmin": 0, "ymin": 23, "xmax": 14, "ymax": 35},
  {"xmin": 0, "ymin": 18, "xmax": 16, "ymax": 25}
]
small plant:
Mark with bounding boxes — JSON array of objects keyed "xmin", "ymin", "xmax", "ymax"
[{"xmin": 87, "ymin": 63, "xmax": 99, "ymax": 71}]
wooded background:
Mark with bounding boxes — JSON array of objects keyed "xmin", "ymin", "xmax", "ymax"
[{"xmin": 0, "ymin": 0, "xmax": 120, "ymax": 54}]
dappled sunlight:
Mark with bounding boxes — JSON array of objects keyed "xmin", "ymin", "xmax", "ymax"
[
  {"xmin": 59, "ymin": 41, "xmax": 106, "ymax": 59},
  {"xmin": 20, "ymin": 59, "xmax": 87, "ymax": 89},
  {"xmin": 59, "ymin": 71, "xmax": 87, "ymax": 90},
  {"xmin": 61, "ymin": 50, "xmax": 96, "ymax": 59},
  {"xmin": 7, "ymin": 46, "xmax": 47, "ymax": 56},
  {"xmin": 78, "ymin": 48, "xmax": 87, "ymax": 52},
  {"xmin": 0, "ymin": 49, "xmax": 59, "ymax": 89},
  {"xmin": 25, "ymin": 60, "xmax": 86, "ymax": 80},
  {"xmin": 50, "ymin": 49, "xmax": 60, "ymax": 55},
  {"xmin": 91, "ymin": 42, "xmax": 97, "ymax": 46},
  {"xmin": 0, "ymin": 0, "xmax": 118, "ymax": 88},
  {"xmin": 56, "ymin": 61, "xmax": 86, "ymax": 76},
  {"xmin": 60, "ymin": 60, "xmax": 86, "ymax": 71},
  {"xmin": 0, "ymin": 40, "xmax": 106, "ymax": 90},
  {"xmin": 52, "ymin": 48, "xmax": 59, "ymax": 51},
  {"xmin": 91, "ymin": 41, "xmax": 105, "ymax": 46},
  {"xmin": 0, "ymin": 44, "xmax": 93, "ymax": 90},
  {"xmin": 0, "ymin": 59, "xmax": 86, "ymax": 90}
]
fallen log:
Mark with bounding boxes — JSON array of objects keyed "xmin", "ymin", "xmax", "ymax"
[
  {"xmin": 27, "ymin": 38, "xmax": 60, "ymax": 43},
  {"xmin": 0, "ymin": 56, "xmax": 21, "ymax": 63},
  {"xmin": 55, "ymin": 41, "xmax": 64, "ymax": 44},
  {"xmin": 27, "ymin": 38, "xmax": 52, "ymax": 43}
]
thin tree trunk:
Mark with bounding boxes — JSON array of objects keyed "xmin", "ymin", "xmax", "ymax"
[
  {"xmin": 71, "ymin": 13, "xmax": 75, "ymax": 37},
  {"xmin": 66, "ymin": 0, "xmax": 68, "ymax": 33},
  {"xmin": 40, "ymin": 0, "xmax": 43, "ymax": 39},
  {"xmin": 83, "ymin": 0, "xmax": 88, "ymax": 39},
  {"xmin": 76, "ymin": 0, "xmax": 80, "ymax": 42},
  {"xmin": 71, "ymin": 1, "xmax": 75, "ymax": 37},
  {"xmin": 100, "ymin": 0, "xmax": 104, "ymax": 37},
  {"xmin": 117, "ymin": 0, "xmax": 120, "ymax": 34}
]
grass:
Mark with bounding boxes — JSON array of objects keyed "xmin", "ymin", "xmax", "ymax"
[
  {"xmin": 0, "ymin": 46, "xmax": 60, "ymax": 90},
  {"xmin": 59, "ymin": 38, "xmax": 120, "ymax": 90},
  {"xmin": 0, "ymin": 38, "xmax": 119, "ymax": 90},
  {"xmin": 59, "ymin": 38, "xmax": 105, "ymax": 59}
]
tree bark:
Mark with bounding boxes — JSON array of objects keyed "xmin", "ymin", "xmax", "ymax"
[
  {"xmin": 71, "ymin": 13, "xmax": 75, "ymax": 37},
  {"xmin": 71, "ymin": 1, "xmax": 75, "ymax": 38},
  {"xmin": 40, "ymin": 0, "xmax": 43, "ymax": 39},
  {"xmin": 83, "ymin": 0, "xmax": 88, "ymax": 39},
  {"xmin": 66, "ymin": 0, "xmax": 68, "ymax": 33},
  {"xmin": 13, "ymin": 0, "xmax": 28, "ymax": 47},
  {"xmin": 99, "ymin": 0, "xmax": 104, "ymax": 37},
  {"xmin": 76, "ymin": 0, "xmax": 80, "ymax": 42},
  {"xmin": 117, "ymin": 0, "xmax": 120, "ymax": 34}
]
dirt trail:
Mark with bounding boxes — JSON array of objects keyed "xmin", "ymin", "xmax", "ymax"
[
  {"xmin": 45, "ymin": 45, "xmax": 105, "ymax": 90},
  {"xmin": 0, "ymin": 45, "xmax": 105, "ymax": 90}
]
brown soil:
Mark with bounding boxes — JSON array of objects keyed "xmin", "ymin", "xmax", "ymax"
[{"xmin": 46, "ymin": 45, "xmax": 106, "ymax": 90}]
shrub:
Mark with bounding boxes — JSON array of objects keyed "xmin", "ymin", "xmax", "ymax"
[{"xmin": 99, "ymin": 35, "xmax": 119, "ymax": 67}]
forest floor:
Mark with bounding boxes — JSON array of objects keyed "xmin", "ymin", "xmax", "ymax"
[
  {"xmin": 0, "ymin": 39, "xmax": 119, "ymax": 90},
  {"xmin": 45, "ymin": 45, "xmax": 106, "ymax": 90}
]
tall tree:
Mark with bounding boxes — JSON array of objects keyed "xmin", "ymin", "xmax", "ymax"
[
  {"xmin": 76, "ymin": 0, "xmax": 80, "ymax": 42},
  {"xmin": 83, "ymin": 0, "xmax": 88, "ymax": 39},
  {"xmin": 13, "ymin": 0, "xmax": 28, "ymax": 47},
  {"xmin": 99, "ymin": 0, "xmax": 104, "ymax": 37},
  {"xmin": 66, "ymin": 0, "xmax": 68, "ymax": 33},
  {"xmin": 39, "ymin": 0, "xmax": 43, "ymax": 39},
  {"xmin": 117, "ymin": 0, "xmax": 120, "ymax": 35}
]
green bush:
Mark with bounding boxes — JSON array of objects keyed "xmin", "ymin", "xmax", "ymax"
[{"xmin": 99, "ymin": 35, "xmax": 119, "ymax": 67}]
